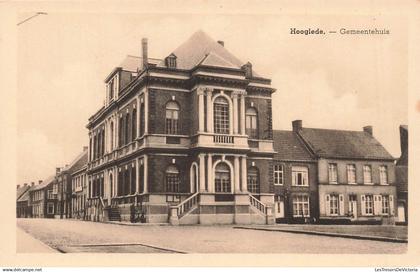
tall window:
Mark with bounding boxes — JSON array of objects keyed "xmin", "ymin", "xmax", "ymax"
[
  {"xmin": 274, "ymin": 164, "xmax": 284, "ymax": 185},
  {"xmin": 328, "ymin": 163, "xmax": 338, "ymax": 183},
  {"xmin": 131, "ymin": 164, "xmax": 136, "ymax": 194},
  {"xmin": 132, "ymin": 108, "xmax": 137, "ymax": 140},
  {"xmin": 166, "ymin": 165, "xmax": 180, "ymax": 193},
  {"xmin": 347, "ymin": 164, "xmax": 356, "ymax": 184},
  {"xmin": 47, "ymin": 203, "xmax": 54, "ymax": 215},
  {"xmin": 110, "ymin": 122, "xmax": 114, "ymax": 150},
  {"xmin": 363, "ymin": 165, "xmax": 372, "ymax": 184},
  {"xmin": 215, "ymin": 162, "xmax": 231, "ymax": 193},
  {"xmin": 125, "ymin": 113, "xmax": 130, "ymax": 144},
  {"xmin": 109, "ymin": 79, "xmax": 114, "ymax": 101},
  {"xmin": 140, "ymin": 102, "xmax": 145, "ymax": 136},
  {"xmin": 214, "ymin": 96, "xmax": 229, "ymax": 134},
  {"xmin": 247, "ymin": 167, "xmax": 260, "ymax": 194},
  {"xmin": 379, "ymin": 166, "xmax": 388, "ymax": 185},
  {"xmin": 165, "ymin": 101, "xmax": 179, "ymax": 134},
  {"xmin": 382, "ymin": 195, "xmax": 390, "ymax": 214},
  {"xmin": 292, "ymin": 195, "xmax": 309, "ymax": 217},
  {"xmin": 119, "ymin": 116, "xmax": 124, "ymax": 147},
  {"xmin": 246, "ymin": 108, "xmax": 258, "ymax": 138},
  {"xmin": 329, "ymin": 195, "xmax": 339, "ymax": 215},
  {"xmin": 365, "ymin": 195, "xmax": 374, "ymax": 215},
  {"xmin": 292, "ymin": 166, "xmax": 308, "ymax": 186}
]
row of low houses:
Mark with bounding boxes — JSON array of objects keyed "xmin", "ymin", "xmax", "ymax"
[{"xmin": 16, "ymin": 30, "xmax": 409, "ymax": 225}]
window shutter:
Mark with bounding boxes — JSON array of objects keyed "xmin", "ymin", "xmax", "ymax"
[
  {"xmin": 361, "ymin": 195, "xmax": 366, "ymax": 216},
  {"xmin": 389, "ymin": 195, "xmax": 395, "ymax": 216},
  {"xmin": 339, "ymin": 194, "xmax": 345, "ymax": 215},
  {"xmin": 325, "ymin": 194, "xmax": 330, "ymax": 216}
]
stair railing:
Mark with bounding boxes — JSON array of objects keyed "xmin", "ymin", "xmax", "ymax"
[
  {"xmin": 174, "ymin": 192, "xmax": 199, "ymax": 218},
  {"xmin": 249, "ymin": 194, "xmax": 267, "ymax": 215}
]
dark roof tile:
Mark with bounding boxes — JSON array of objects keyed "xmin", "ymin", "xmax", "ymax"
[{"xmin": 273, "ymin": 130, "xmax": 315, "ymax": 162}]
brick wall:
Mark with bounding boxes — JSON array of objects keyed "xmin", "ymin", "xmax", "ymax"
[{"xmin": 245, "ymin": 97, "xmax": 272, "ymax": 140}]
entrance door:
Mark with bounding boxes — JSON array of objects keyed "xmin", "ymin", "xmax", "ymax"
[
  {"xmin": 274, "ymin": 200, "xmax": 284, "ymax": 219},
  {"xmin": 398, "ymin": 203, "xmax": 406, "ymax": 222}
]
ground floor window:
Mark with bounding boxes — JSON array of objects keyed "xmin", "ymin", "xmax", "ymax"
[
  {"xmin": 292, "ymin": 195, "xmax": 310, "ymax": 217},
  {"xmin": 382, "ymin": 195, "xmax": 390, "ymax": 215},
  {"xmin": 348, "ymin": 195, "xmax": 357, "ymax": 216},
  {"xmin": 215, "ymin": 162, "xmax": 231, "ymax": 193},
  {"xmin": 365, "ymin": 195, "xmax": 374, "ymax": 215},
  {"xmin": 329, "ymin": 195, "xmax": 339, "ymax": 216},
  {"xmin": 47, "ymin": 203, "xmax": 54, "ymax": 214},
  {"xmin": 247, "ymin": 167, "xmax": 260, "ymax": 194},
  {"xmin": 166, "ymin": 165, "xmax": 180, "ymax": 193}
]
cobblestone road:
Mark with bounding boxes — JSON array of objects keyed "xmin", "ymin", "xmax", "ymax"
[{"xmin": 17, "ymin": 219, "xmax": 407, "ymax": 253}]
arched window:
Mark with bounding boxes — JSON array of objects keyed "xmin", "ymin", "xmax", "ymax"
[
  {"xmin": 165, "ymin": 101, "xmax": 179, "ymax": 134},
  {"xmin": 247, "ymin": 167, "xmax": 260, "ymax": 194},
  {"xmin": 166, "ymin": 165, "xmax": 180, "ymax": 192},
  {"xmin": 132, "ymin": 108, "xmax": 137, "ymax": 140},
  {"xmin": 246, "ymin": 108, "xmax": 258, "ymax": 138},
  {"xmin": 118, "ymin": 116, "xmax": 124, "ymax": 147},
  {"xmin": 190, "ymin": 163, "xmax": 198, "ymax": 193},
  {"xmin": 214, "ymin": 96, "xmax": 229, "ymax": 134},
  {"xmin": 110, "ymin": 121, "xmax": 114, "ymax": 150},
  {"xmin": 215, "ymin": 162, "xmax": 231, "ymax": 193}
]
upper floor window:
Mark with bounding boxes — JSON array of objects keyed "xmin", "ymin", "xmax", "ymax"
[
  {"xmin": 110, "ymin": 121, "xmax": 114, "ymax": 150},
  {"xmin": 165, "ymin": 165, "xmax": 180, "ymax": 193},
  {"xmin": 379, "ymin": 165, "xmax": 388, "ymax": 185},
  {"xmin": 165, "ymin": 101, "xmax": 179, "ymax": 135},
  {"xmin": 247, "ymin": 167, "xmax": 260, "ymax": 194},
  {"xmin": 328, "ymin": 163, "xmax": 337, "ymax": 183},
  {"xmin": 214, "ymin": 96, "xmax": 229, "ymax": 134},
  {"xmin": 274, "ymin": 164, "xmax": 284, "ymax": 185},
  {"xmin": 109, "ymin": 79, "xmax": 114, "ymax": 101},
  {"xmin": 166, "ymin": 54, "xmax": 177, "ymax": 68},
  {"xmin": 246, "ymin": 108, "xmax": 258, "ymax": 138},
  {"xmin": 363, "ymin": 165, "xmax": 372, "ymax": 184},
  {"xmin": 125, "ymin": 113, "xmax": 130, "ymax": 144},
  {"xmin": 347, "ymin": 164, "xmax": 356, "ymax": 184},
  {"xmin": 215, "ymin": 162, "xmax": 231, "ymax": 193},
  {"xmin": 132, "ymin": 108, "xmax": 137, "ymax": 140},
  {"xmin": 292, "ymin": 166, "xmax": 308, "ymax": 186}
]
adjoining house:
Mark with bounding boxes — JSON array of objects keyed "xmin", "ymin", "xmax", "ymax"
[
  {"xmin": 16, "ymin": 183, "xmax": 33, "ymax": 218},
  {"xmin": 86, "ymin": 30, "xmax": 277, "ymax": 225},
  {"xmin": 29, "ymin": 176, "xmax": 58, "ymax": 218},
  {"xmin": 272, "ymin": 129, "xmax": 318, "ymax": 224},
  {"xmin": 396, "ymin": 125, "xmax": 408, "ymax": 225},
  {"xmin": 293, "ymin": 120, "xmax": 397, "ymax": 225},
  {"xmin": 70, "ymin": 147, "xmax": 88, "ymax": 220}
]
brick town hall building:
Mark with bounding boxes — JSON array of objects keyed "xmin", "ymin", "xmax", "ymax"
[{"xmin": 86, "ymin": 30, "xmax": 277, "ymax": 225}]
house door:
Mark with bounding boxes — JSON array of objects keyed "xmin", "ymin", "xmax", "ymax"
[
  {"xmin": 274, "ymin": 200, "xmax": 284, "ymax": 219},
  {"xmin": 398, "ymin": 203, "xmax": 406, "ymax": 222},
  {"xmin": 349, "ymin": 195, "xmax": 357, "ymax": 219}
]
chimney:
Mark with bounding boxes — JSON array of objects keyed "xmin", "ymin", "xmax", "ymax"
[
  {"xmin": 31, "ymin": 182, "xmax": 35, "ymax": 186},
  {"xmin": 399, "ymin": 125, "xmax": 408, "ymax": 154},
  {"xmin": 217, "ymin": 40, "xmax": 224, "ymax": 47},
  {"xmin": 83, "ymin": 146, "xmax": 88, "ymax": 152},
  {"xmin": 142, "ymin": 38, "xmax": 148, "ymax": 70},
  {"xmin": 292, "ymin": 120, "xmax": 303, "ymax": 132},
  {"xmin": 363, "ymin": 126, "xmax": 373, "ymax": 136},
  {"xmin": 17, "ymin": 185, "xmax": 20, "ymax": 189},
  {"xmin": 38, "ymin": 180, "xmax": 43, "ymax": 185},
  {"xmin": 24, "ymin": 183, "xmax": 28, "ymax": 186},
  {"xmin": 241, "ymin": 62, "xmax": 253, "ymax": 78},
  {"xmin": 56, "ymin": 167, "xmax": 61, "ymax": 174}
]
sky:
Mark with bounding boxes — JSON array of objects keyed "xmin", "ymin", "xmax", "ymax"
[{"xmin": 17, "ymin": 12, "xmax": 408, "ymax": 184}]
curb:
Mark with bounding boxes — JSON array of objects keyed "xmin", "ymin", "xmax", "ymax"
[
  {"xmin": 57, "ymin": 243, "xmax": 188, "ymax": 254},
  {"xmin": 234, "ymin": 226, "xmax": 408, "ymax": 243}
]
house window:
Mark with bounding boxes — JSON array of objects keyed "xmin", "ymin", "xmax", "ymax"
[
  {"xmin": 119, "ymin": 116, "xmax": 124, "ymax": 147},
  {"xmin": 292, "ymin": 195, "xmax": 310, "ymax": 217},
  {"xmin": 349, "ymin": 195, "xmax": 357, "ymax": 216},
  {"xmin": 109, "ymin": 79, "xmax": 114, "ymax": 101},
  {"xmin": 131, "ymin": 165, "xmax": 136, "ymax": 195},
  {"xmin": 165, "ymin": 101, "xmax": 179, "ymax": 135},
  {"xmin": 132, "ymin": 108, "xmax": 137, "ymax": 140},
  {"xmin": 365, "ymin": 195, "xmax": 374, "ymax": 215},
  {"xmin": 292, "ymin": 166, "xmax": 308, "ymax": 186},
  {"xmin": 48, "ymin": 190, "xmax": 54, "ymax": 199},
  {"xmin": 329, "ymin": 195, "xmax": 339, "ymax": 216},
  {"xmin": 245, "ymin": 108, "xmax": 258, "ymax": 138},
  {"xmin": 382, "ymin": 195, "xmax": 390, "ymax": 215},
  {"xmin": 247, "ymin": 167, "xmax": 259, "ymax": 194},
  {"xmin": 214, "ymin": 96, "xmax": 229, "ymax": 134},
  {"xmin": 328, "ymin": 163, "xmax": 337, "ymax": 183},
  {"xmin": 125, "ymin": 113, "xmax": 130, "ymax": 144},
  {"xmin": 347, "ymin": 164, "xmax": 356, "ymax": 184},
  {"xmin": 363, "ymin": 165, "xmax": 372, "ymax": 184},
  {"xmin": 165, "ymin": 165, "xmax": 180, "ymax": 193},
  {"xmin": 379, "ymin": 165, "xmax": 388, "ymax": 185},
  {"xmin": 140, "ymin": 102, "xmax": 145, "ymax": 136},
  {"xmin": 274, "ymin": 164, "xmax": 284, "ymax": 185},
  {"xmin": 166, "ymin": 55, "xmax": 177, "ymax": 68},
  {"xmin": 215, "ymin": 162, "xmax": 231, "ymax": 193},
  {"xmin": 110, "ymin": 121, "xmax": 114, "ymax": 150},
  {"xmin": 47, "ymin": 203, "xmax": 54, "ymax": 215}
]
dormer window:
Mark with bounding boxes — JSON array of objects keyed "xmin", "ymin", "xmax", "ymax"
[
  {"xmin": 165, "ymin": 54, "xmax": 177, "ymax": 68},
  {"xmin": 107, "ymin": 74, "xmax": 118, "ymax": 104},
  {"xmin": 109, "ymin": 79, "xmax": 114, "ymax": 101}
]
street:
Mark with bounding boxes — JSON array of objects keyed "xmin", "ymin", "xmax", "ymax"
[{"xmin": 17, "ymin": 218, "xmax": 407, "ymax": 253}]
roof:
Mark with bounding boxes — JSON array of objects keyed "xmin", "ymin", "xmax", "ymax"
[
  {"xmin": 397, "ymin": 125, "xmax": 408, "ymax": 166},
  {"xmin": 297, "ymin": 128, "xmax": 394, "ymax": 160},
  {"xmin": 17, "ymin": 189, "xmax": 31, "ymax": 202},
  {"xmin": 63, "ymin": 149, "xmax": 88, "ymax": 174},
  {"xmin": 16, "ymin": 184, "xmax": 31, "ymax": 200},
  {"xmin": 273, "ymin": 130, "xmax": 315, "ymax": 162},
  {"xmin": 156, "ymin": 30, "xmax": 260, "ymax": 75},
  {"xmin": 396, "ymin": 165, "xmax": 408, "ymax": 192},
  {"xmin": 118, "ymin": 55, "xmax": 162, "ymax": 72},
  {"xmin": 31, "ymin": 175, "xmax": 55, "ymax": 191}
]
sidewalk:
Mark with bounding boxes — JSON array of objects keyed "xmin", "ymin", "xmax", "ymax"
[
  {"xmin": 16, "ymin": 227, "xmax": 58, "ymax": 253},
  {"xmin": 234, "ymin": 225, "xmax": 408, "ymax": 243}
]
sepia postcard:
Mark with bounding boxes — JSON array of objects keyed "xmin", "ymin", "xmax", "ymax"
[{"xmin": 1, "ymin": 0, "xmax": 420, "ymax": 269}]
